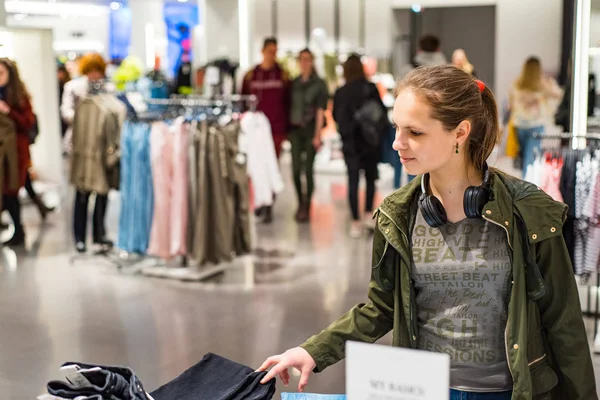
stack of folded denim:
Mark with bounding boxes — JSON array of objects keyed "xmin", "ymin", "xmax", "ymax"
[
  {"xmin": 150, "ymin": 353, "xmax": 276, "ymax": 400},
  {"xmin": 281, "ymin": 395, "xmax": 346, "ymax": 400},
  {"xmin": 41, "ymin": 353, "xmax": 276, "ymax": 400},
  {"xmin": 44, "ymin": 362, "xmax": 151, "ymax": 400}
]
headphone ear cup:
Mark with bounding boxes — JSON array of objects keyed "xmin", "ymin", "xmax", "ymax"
[
  {"xmin": 464, "ymin": 186, "xmax": 490, "ymax": 219},
  {"xmin": 419, "ymin": 193, "xmax": 447, "ymax": 228}
]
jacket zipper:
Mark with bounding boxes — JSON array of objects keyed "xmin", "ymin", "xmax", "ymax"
[
  {"xmin": 528, "ymin": 354, "xmax": 547, "ymax": 368},
  {"xmin": 482, "ymin": 214, "xmax": 515, "ymax": 382},
  {"xmin": 378, "ymin": 208, "xmax": 417, "ymax": 348}
]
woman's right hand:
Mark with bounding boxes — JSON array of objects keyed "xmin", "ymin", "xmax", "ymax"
[{"xmin": 257, "ymin": 347, "xmax": 317, "ymax": 392}]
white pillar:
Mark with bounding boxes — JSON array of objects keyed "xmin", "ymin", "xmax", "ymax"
[
  {"xmin": 0, "ymin": 0, "xmax": 6, "ymax": 28},
  {"xmin": 129, "ymin": 0, "xmax": 167, "ymax": 72},
  {"xmin": 197, "ymin": 0, "xmax": 241, "ymax": 66}
]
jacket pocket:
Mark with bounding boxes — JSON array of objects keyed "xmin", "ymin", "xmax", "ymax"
[
  {"xmin": 372, "ymin": 241, "xmax": 395, "ymax": 292},
  {"xmin": 530, "ymin": 359, "xmax": 559, "ymax": 397}
]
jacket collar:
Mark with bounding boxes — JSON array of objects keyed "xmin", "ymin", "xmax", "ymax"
[{"xmin": 378, "ymin": 168, "xmax": 567, "ymax": 244}]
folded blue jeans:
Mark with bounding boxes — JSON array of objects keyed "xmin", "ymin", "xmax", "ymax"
[
  {"xmin": 150, "ymin": 353, "xmax": 276, "ymax": 400},
  {"xmin": 450, "ymin": 389, "xmax": 512, "ymax": 400}
]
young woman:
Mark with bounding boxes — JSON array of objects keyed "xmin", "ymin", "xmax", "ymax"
[
  {"xmin": 510, "ymin": 57, "xmax": 563, "ymax": 177},
  {"xmin": 289, "ymin": 48, "xmax": 328, "ymax": 223},
  {"xmin": 333, "ymin": 54, "xmax": 386, "ymax": 238},
  {"xmin": 0, "ymin": 58, "xmax": 35, "ymax": 247},
  {"xmin": 258, "ymin": 65, "xmax": 596, "ymax": 399}
]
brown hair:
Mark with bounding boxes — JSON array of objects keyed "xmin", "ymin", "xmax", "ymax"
[
  {"xmin": 419, "ymin": 34, "xmax": 440, "ymax": 52},
  {"xmin": 515, "ymin": 56, "xmax": 542, "ymax": 91},
  {"xmin": 79, "ymin": 53, "xmax": 107, "ymax": 76},
  {"xmin": 0, "ymin": 58, "xmax": 31, "ymax": 107},
  {"xmin": 395, "ymin": 65, "xmax": 499, "ymax": 172},
  {"xmin": 343, "ymin": 54, "xmax": 365, "ymax": 83},
  {"xmin": 263, "ymin": 37, "xmax": 278, "ymax": 49}
]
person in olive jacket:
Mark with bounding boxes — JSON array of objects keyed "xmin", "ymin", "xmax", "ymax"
[
  {"xmin": 289, "ymin": 48, "xmax": 328, "ymax": 223},
  {"xmin": 258, "ymin": 65, "xmax": 596, "ymax": 399}
]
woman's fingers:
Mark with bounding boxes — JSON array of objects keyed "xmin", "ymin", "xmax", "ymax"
[
  {"xmin": 279, "ymin": 368, "xmax": 290, "ymax": 386},
  {"xmin": 298, "ymin": 367, "xmax": 311, "ymax": 392},
  {"xmin": 260, "ymin": 363, "xmax": 284, "ymax": 385},
  {"xmin": 256, "ymin": 356, "xmax": 279, "ymax": 372}
]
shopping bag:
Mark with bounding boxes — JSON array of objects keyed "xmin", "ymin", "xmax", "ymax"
[
  {"xmin": 281, "ymin": 394, "xmax": 346, "ymax": 400},
  {"xmin": 505, "ymin": 119, "xmax": 520, "ymax": 158}
]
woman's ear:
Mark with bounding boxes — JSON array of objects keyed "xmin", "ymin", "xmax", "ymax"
[{"xmin": 454, "ymin": 120, "xmax": 472, "ymax": 147}]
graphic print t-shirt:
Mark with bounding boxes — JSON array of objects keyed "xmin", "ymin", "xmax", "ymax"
[{"xmin": 411, "ymin": 209, "xmax": 513, "ymax": 392}]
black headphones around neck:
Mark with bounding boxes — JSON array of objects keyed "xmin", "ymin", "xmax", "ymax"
[{"xmin": 418, "ymin": 163, "xmax": 491, "ymax": 228}]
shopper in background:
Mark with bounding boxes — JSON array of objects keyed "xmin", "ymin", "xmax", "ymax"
[
  {"xmin": 57, "ymin": 64, "xmax": 71, "ymax": 138},
  {"xmin": 452, "ymin": 48, "xmax": 476, "ymax": 77},
  {"xmin": 413, "ymin": 34, "xmax": 447, "ymax": 67},
  {"xmin": 241, "ymin": 37, "xmax": 291, "ymax": 223},
  {"xmin": 333, "ymin": 54, "xmax": 386, "ymax": 238},
  {"xmin": 289, "ymin": 48, "xmax": 328, "ymax": 223},
  {"xmin": 61, "ymin": 53, "xmax": 113, "ymax": 252},
  {"xmin": 510, "ymin": 56, "xmax": 563, "ymax": 177},
  {"xmin": 0, "ymin": 58, "xmax": 35, "ymax": 246},
  {"xmin": 258, "ymin": 65, "xmax": 596, "ymax": 399}
]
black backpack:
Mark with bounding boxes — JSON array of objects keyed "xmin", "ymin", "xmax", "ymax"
[{"xmin": 353, "ymin": 82, "xmax": 389, "ymax": 149}]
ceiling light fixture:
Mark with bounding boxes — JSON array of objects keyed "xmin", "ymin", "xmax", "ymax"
[
  {"xmin": 177, "ymin": 0, "xmax": 189, "ymax": 2},
  {"xmin": 109, "ymin": 2, "xmax": 121, "ymax": 10}
]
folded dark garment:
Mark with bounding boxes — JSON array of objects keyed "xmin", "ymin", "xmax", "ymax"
[
  {"xmin": 150, "ymin": 353, "xmax": 276, "ymax": 400},
  {"xmin": 47, "ymin": 362, "xmax": 150, "ymax": 400}
]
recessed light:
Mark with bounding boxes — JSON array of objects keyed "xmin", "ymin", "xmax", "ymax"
[
  {"xmin": 109, "ymin": 2, "xmax": 121, "ymax": 10},
  {"xmin": 177, "ymin": 0, "xmax": 189, "ymax": 3}
]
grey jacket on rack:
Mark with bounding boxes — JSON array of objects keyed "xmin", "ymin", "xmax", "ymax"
[
  {"xmin": 0, "ymin": 114, "xmax": 20, "ymax": 211},
  {"xmin": 70, "ymin": 94, "xmax": 126, "ymax": 195}
]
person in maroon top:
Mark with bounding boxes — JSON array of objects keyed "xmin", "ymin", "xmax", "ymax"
[
  {"xmin": 0, "ymin": 58, "xmax": 35, "ymax": 246},
  {"xmin": 241, "ymin": 37, "xmax": 291, "ymax": 223}
]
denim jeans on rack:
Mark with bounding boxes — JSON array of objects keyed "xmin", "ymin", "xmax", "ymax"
[
  {"xmin": 449, "ymin": 389, "xmax": 512, "ymax": 400},
  {"xmin": 46, "ymin": 362, "xmax": 150, "ymax": 400},
  {"xmin": 150, "ymin": 353, "xmax": 276, "ymax": 400}
]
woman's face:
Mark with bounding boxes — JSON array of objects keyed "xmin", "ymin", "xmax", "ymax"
[
  {"xmin": 86, "ymin": 70, "xmax": 104, "ymax": 81},
  {"xmin": 0, "ymin": 64, "xmax": 10, "ymax": 87},
  {"xmin": 391, "ymin": 89, "xmax": 457, "ymax": 176},
  {"xmin": 298, "ymin": 52, "xmax": 313, "ymax": 75},
  {"xmin": 452, "ymin": 50, "xmax": 466, "ymax": 66}
]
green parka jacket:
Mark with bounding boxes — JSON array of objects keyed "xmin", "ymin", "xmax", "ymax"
[{"xmin": 301, "ymin": 169, "xmax": 597, "ymax": 400}]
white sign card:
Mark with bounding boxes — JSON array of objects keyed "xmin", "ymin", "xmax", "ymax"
[{"xmin": 346, "ymin": 341, "xmax": 450, "ymax": 400}]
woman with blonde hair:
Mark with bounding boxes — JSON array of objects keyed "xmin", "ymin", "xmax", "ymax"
[
  {"xmin": 452, "ymin": 49, "xmax": 476, "ymax": 76},
  {"xmin": 510, "ymin": 56, "xmax": 562, "ymax": 177}
]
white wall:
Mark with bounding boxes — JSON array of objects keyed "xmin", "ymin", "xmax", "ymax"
[
  {"xmin": 590, "ymin": 9, "xmax": 600, "ymax": 47},
  {"xmin": 7, "ymin": 14, "xmax": 110, "ymax": 57},
  {"xmin": 495, "ymin": 0, "xmax": 562, "ymax": 107},
  {"xmin": 339, "ymin": 0, "xmax": 360, "ymax": 53},
  {"xmin": 198, "ymin": 0, "xmax": 240, "ymax": 64}
]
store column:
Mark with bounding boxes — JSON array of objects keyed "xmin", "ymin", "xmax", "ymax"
[
  {"xmin": 0, "ymin": 0, "xmax": 6, "ymax": 28},
  {"xmin": 196, "ymin": 0, "xmax": 253, "ymax": 71},
  {"xmin": 128, "ymin": 0, "xmax": 168, "ymax": 71}
]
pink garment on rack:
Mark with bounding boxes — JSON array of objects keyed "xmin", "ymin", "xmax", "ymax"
[
  {"xmin": 148, "ymin": 119, "xmax": 189, "ymax": 259},
  {"xmin": 540, "ymin": 157, "xmax": 564, "ymax": 203},
  {"xmin": 170, "ymin": 119, "xmax": 189, "ymax": 256}
]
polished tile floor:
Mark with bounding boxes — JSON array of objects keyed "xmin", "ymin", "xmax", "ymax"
[{"xmin": 0, "ymin": 154, "xmax": 599, "ymax": 399}]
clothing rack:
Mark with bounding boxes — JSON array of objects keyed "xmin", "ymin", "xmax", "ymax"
[
  {"xmin": 532, "ymin": 132, "xmax": 600, "ymax": 141},
  {"xmin": 119, "ymin": 104, "xmax": 250, "ymax": 283}
]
